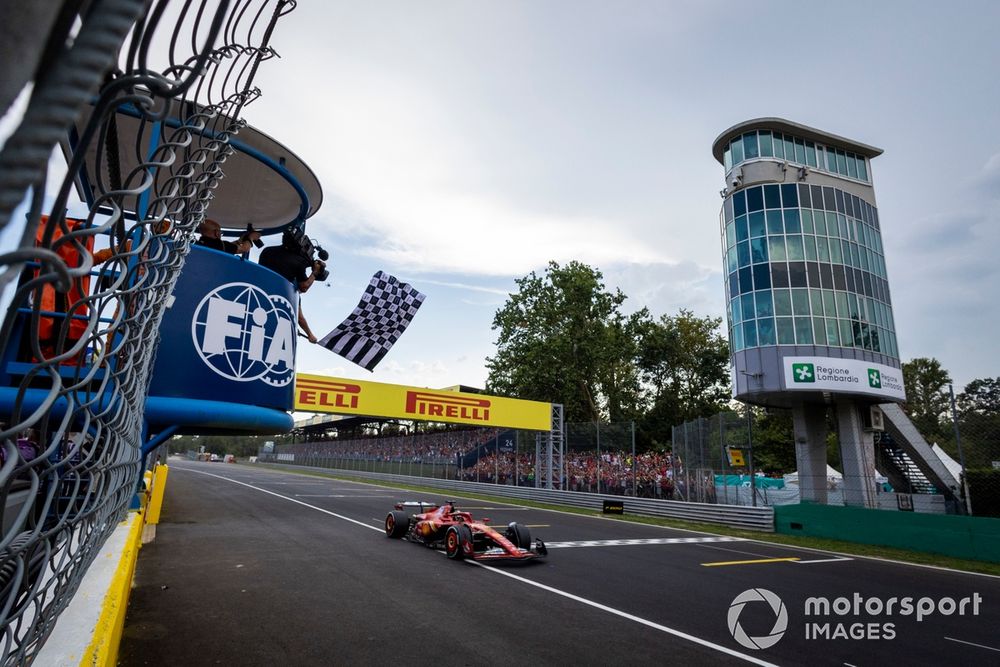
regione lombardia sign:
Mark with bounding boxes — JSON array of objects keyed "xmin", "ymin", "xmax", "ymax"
[{"xmin": 783, "ymin": 357, "xmax": 905, "ymax": 401}]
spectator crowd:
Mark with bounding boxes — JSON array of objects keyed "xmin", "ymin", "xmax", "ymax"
[
  {"xmin": 281, "ymin": 428, "xmax": 501, "ymax": 465},
  {"xmin": 270, "ymin": 427, "xmax": 729, "ymax": 501}
]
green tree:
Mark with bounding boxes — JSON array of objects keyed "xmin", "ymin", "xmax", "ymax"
[
  {"xmin": 485, "ymin": 261, "xmax": 645, "ymax": 423},
  {"xmin": 956, "ymin": 377, "xmax": 1000, "ymax": 468},
  {"xmin": 901, "ymin": 357, "xmax": 952, "ymax": 440},
  {"xmin": 638, "ymin": 309, "xmax": 730, "ymax": 442},
  {"xmin": 750, "ymin": 408, "xmax": 798, "ymax": 474},
  {"xmin": 958, "ymin": 377, "xmax": 1000, "ymax": 415},
  {"xmin": 597, "ymin": 311, "xmax": 648, "ymax": 422}
]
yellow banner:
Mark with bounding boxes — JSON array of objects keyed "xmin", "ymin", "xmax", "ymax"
[{"xmin": 294, "ymin": 374, "xmax": 552, "ymax": 431}]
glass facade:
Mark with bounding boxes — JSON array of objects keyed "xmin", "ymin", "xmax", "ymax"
[
  {"xmin": 722, "ymin": 182, "xmax": 898, "ymax": 359},
  {"xmin": 723, "ymin": 129, "xmax": 870, "ymax": 183}
]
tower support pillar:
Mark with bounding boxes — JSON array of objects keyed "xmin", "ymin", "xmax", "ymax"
[
  {"xmin": 837, "ymin": 401, "xmax": 878, "ymax": 508},
  {"xmin": 792, "ymin": 403, "xmax": 829, "ymax": 504}
]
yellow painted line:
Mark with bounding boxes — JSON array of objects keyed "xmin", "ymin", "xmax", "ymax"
[
  {"xmin": 701, "ymin": 557, "xmax": 800, "ymax": 567},
  {"xmin": 81, "ymin": 512, "xmax": 144, "ymax": 666}
]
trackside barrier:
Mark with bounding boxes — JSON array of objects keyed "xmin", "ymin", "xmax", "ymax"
[
  {"xmin": 80, "ymin": 513, "xmax": 144, "ymax": 666},
  {"xmin": 145, "ymin": 464, "xmax": 170, "ymax": 526},
  {"xmin": 258, "ymin": 463, "xmax": 775, "ymax": 531},
  {"xmin": 36, "ymin": 464, "xmax": 170, "ymax": 666},
  {"xmin": 775, "ymin": 502, "xmax": 1000, "ymax": 563}
]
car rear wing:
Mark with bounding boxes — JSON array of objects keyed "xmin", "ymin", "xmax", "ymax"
[{"xmin": 393, "ymin": 501, "xmax": 439, "ymax": 512}]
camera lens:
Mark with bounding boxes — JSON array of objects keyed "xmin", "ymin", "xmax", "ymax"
[{"xmin": 316, "ymin": 267, "xmax": 330, "ymax": 281}]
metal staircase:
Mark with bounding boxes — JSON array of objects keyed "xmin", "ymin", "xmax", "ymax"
[
  {"xmin": 878, "ymin": 403, "xmax": 961, "ymax": 503},
  {"xmin": 876, "ymin": 433, "xmax": 938, "ymax": 494}
]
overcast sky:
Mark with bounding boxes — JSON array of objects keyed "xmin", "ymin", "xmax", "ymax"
[
  {"xmin": 6, "ymin": 1, "xmax": 997, "ymax": 394},
  {"xmin": 236, "ymin": 1, "xmax": 1000, "ymax": 392}
]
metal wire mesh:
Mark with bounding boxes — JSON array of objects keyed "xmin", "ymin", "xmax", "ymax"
[
  {"xmin": 0, "ymin": 1, "xmax": 294, "ymax": 661},
  {"xmin": 671, "ymin": 412, "xmax": 756, "ymax": 505}
]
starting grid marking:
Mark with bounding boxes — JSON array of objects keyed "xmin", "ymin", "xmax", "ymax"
[{"xmin": 544, "ymin": 536, "xmax": 748, "ymax": 549}]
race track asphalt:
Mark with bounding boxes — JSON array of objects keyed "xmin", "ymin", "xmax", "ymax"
[{"xmin": 117, "ymin": 460, "xmax": 1000, "ymax": 666}]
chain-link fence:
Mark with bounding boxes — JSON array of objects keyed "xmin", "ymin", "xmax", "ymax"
[
  {"xmin": 564, "ymin": 421, "xmax": 640, "ymax": 495},
  {"xmin": 269, "ymin": 420, "xmax": 732, "ymax": 501},
  {"xmin": 268, "ymin": 422, "xmax": 650, "ymax": 495},
  {"xmin": 265, "ymin": 428, "xmax": 551, "ymax": 487},
  {"xmin": 0, "ymin": 2, "xmax": 293, "ymax": 662},
  {"xmin": 263, "ymin": 403, "xmax": 1000, "ymax": 516},
  {"xmin": 670, "ymin": 412, "xmax": 748, "ymax": 504},
  {"xmin": 673, "ymin": 403, "xmax": 1000, "ymax": 513},
  {"xmin": 945, "ymin": 395, "xmax": 1000, "ymax": 518},
  {"xmin": 673, "ymin": 410, "xmax": 933, "ymax": 509}
]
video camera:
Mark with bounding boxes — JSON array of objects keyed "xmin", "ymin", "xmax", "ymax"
[{"xmin": 282, "ymin": 226, "xmax": 330, "ymax": 282}]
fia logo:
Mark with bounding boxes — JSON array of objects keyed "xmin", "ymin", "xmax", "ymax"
[{"xmin": 191, "ymin": 282, "xmax": 296, "ymax": 386}]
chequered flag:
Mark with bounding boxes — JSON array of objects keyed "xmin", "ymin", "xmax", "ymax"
[{"xmin": 318, "ymin": 271, "xmax": 425, "ymax": 371}]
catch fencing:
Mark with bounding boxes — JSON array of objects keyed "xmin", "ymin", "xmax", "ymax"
[
  {"xmin": 257, "ymin": 462, "xmax": 775, "ymax": 531},
  {"xmin": 673, "ymin": 404, "xmax": 1000, "ymax": 515},
  {"xmin": 0, "ymin": 2, "xmax": 293, "ymax": 662},
  {"xmin": 264, "ymin": 418, "xmax": 782, "ymax": 526},
  {"xmin": 945, "ymin": 400, "xmax": 1000, "ymax": 518},
  {"xmin": 672, "ymin": 411, "xmax": 929, "ymax": 509}
]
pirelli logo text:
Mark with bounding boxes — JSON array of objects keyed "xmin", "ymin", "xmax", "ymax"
[
  {"xmin": 405, "ymin": 391, "xmax": 491, "ymax": 422},
  {"xmin": 297, "ymin": 378, "xmax": 361, "ymax": 410}
]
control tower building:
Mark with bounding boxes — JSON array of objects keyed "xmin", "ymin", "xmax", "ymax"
[{"xmin": 711, "ymin": 118, "xmax": 908, "ymax": 508}]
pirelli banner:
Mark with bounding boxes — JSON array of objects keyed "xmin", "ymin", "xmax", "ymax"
[{"xmin": 294, "ymin": 373, "xmax": 553, "ymax": 431}]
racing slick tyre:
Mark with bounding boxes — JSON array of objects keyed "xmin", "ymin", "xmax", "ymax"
[
  {"xmin": 506, "ymin": 522, "xmax": 531, "ymax": 549},
  {"xmin": 385, "ymin": 511, "xmax": 409, "ymax": 538},
  {"xmin": 445, "ymin": 524, "xmax": 472, "ymax": 560}
]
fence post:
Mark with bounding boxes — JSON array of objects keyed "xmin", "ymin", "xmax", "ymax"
[
  {"xmin": 698, "ymin": 418, "xmax": 705, "ymax": 503},
  {"xmin": 631, "ymin": 421, "xmax": 636, "ymax": 497},
  {"xmin": 515, "ymin": 430, "xmax": 520, "ymax": 487},
  {"xmin": 596, "ymin": 422, "xmax": 601, "ymax": 495},
  {"xmin": 671, "ymin": 424, "xmax": 678, "ymax": 500},
  {"xmin": 720, "ymin": 415, "xmax": 729, "ymax": 504},
  {"xmin": 746, "ymin": 406, "xmax": 756, "ymax": 508},
  {"xmin": 683, "ymin": 420, "xmax": 690, "ymax": 502},
  {"xmin": 949, "ymin": 383, "xmax": 973, "ymax": 515}
]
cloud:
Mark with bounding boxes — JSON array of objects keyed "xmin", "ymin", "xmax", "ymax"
[
  {"xmin": 888, "ymin": 153, "xmax": 1000, "ymax": 385},
  {"xmin": 246, "ymin": 2, "xmax": 1000, "ymax": 391},
  {"xmin": 604, "ymin": 260, "xmax": 726, "ymax": 320},
  {"xmin": 249, "ymin": 13, "xmax": 713, "ymax": 278}
]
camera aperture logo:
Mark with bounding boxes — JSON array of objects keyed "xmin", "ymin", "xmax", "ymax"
[
  {"xmin": 192, "ymin": 282, "xmax": 296, "ymax": 386},
  {"xmin": 728, "ymin": 588, "xmax": 788, "ymax": 650}
]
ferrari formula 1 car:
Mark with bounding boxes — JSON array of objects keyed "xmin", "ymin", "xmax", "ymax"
[{"xmin": 384, "ymin": 500, "xmax": 547, "ymax": 562}]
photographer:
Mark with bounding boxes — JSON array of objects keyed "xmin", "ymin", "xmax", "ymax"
[
  {"xmin": 258, "ymin": 227, "xmax": 328, "ymax": 344},
  {"xmin": 195, "ymin": 218, "xmax": 261, "ymax": 255}
]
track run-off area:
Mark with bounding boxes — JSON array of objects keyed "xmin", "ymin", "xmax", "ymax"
[{"xmin": 118, "ymin": 460, "xmax": 1000, "ymax": 666}]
